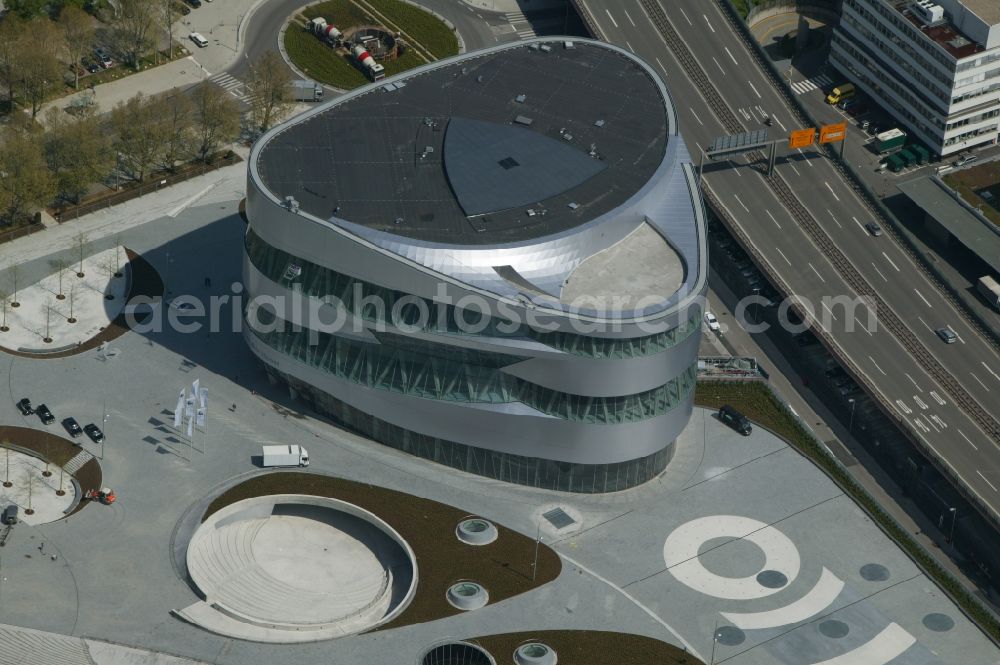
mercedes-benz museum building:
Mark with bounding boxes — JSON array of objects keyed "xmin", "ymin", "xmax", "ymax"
[{"xmin": 242, "ymin": 38, "xmax": 707, "ymax": 493}]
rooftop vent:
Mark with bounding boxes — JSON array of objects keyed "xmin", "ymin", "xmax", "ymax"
[
  {"xmin": 564, "ymin": 41, "xmax": 575, "ymax": 49},
  {"xmin": 911, "ymin": 0, "xmax": 944, "ymax": 24},
  {"xmin": 540, "ymin": 44, "xmax": 552, "ymax": 53},
  {"xmin": 514, "ymin": 115, "xmax": 534, "ymax": 126},
  {"xmin": 594, "ymin": 119, "xmax": 605, "ymax": 127},
  {"xmin": 515, "ymin": 93, "xmax": 527, "ymax": 103},
  {"xmin": 498, "ymin": 157, "xmax": 520, "ymax": 170},
  {"xmin": 284, "ymin": 196, "xmax": 299, "ymax": 213}
]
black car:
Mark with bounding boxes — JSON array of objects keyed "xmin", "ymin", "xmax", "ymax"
[
  {"xmin": 36, "ymin": 404, "xmax": 54, "ymax": 425},
  {"xmin": 719, "ymin": 404, "xmax": 752, "ymax": 436},
  {"xmin": 186, "ymin": 0, "xmax": 201, "ymax": 7},
  {"xmin": 84, "ymin": 423, "xmax": 105, "ymax": 443},
  {"xmin": 63, "ymin": 417, "xmax": 83, "ymax": 438},
  {"xmin": 16, "ymin": 398, "xmax": 33, "ymax": 415}
]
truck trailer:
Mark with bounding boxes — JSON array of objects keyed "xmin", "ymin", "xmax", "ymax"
[
  {"xmin": 978, "ymin": 275, "xmax": 1000, "ymax": 311},
  {"xmin": 261, "ymin": 444, "xmax": 310, "ymax": 467},
  {"xmin": 291, "ymin": 80, "xmax": 324, "ymax": 102},
  {"xmin": 875, "ymin": 128, "xmax": 906, "ymax": 154}
]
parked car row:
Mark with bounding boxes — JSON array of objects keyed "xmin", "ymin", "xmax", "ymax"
[{"xmin": 15, "ymin": 398, "xmax": 104, "ymax": 443}]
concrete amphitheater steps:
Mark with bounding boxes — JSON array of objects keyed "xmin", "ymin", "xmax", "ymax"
[
  {"xmin": 0, "ymin": 624, "xmax": 95, "ymax": 665},
  {"xmin": 63, "ymin": 450, "xmax": 94, "ymax": 476}
]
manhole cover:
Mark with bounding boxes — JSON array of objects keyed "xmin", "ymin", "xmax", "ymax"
[{"xmin": 542, "ymin": 507, "xmax": 575, "ymax": 530}]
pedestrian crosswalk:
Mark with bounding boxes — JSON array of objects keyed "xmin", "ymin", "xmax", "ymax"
[
  {"xmin": 789, "ymin": 74, "xmax": 832, "ymax": 95},
  {"xmin": 209, "ymin": 72, "xmax": 251, "ymax": 103},
  {"xmin": 505, "ymin": 10, "xmax": 537, "ymax": 40}
]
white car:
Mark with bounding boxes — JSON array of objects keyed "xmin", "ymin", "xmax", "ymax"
[{"xmin": 704, "ymin": 311, "xmax": 722, "ymax": 333}]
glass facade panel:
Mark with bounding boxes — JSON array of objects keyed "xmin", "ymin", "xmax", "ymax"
[
  {"xmin": 245, "ymin": 229, "xmax": 698, "ymax": 357},
  {"xmin": 272, "ymin": 366, "xmax": 675, "ymax": 493}
]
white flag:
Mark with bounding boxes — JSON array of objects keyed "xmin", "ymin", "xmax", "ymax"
[
  {"xmin": 186, "ymin": 414, "xmax": 194, "ymax": 438},
  {"xmin": 191, "ymin": 379, "xmax": 200, "ymax": 402},
  {"xmin": 196, "ymin": 407, "xmax": 206, "ymax": 427},
  {"xmin": 199, "ymin": 387, "xmax": 208, "ymax": 411},
  {"xmin": 185, "ymin": 396, "xmax": 195, "ymax": 418},
  {"xmin": 174, "ymin": 388, "xmax": 185, "ymax": 428}
]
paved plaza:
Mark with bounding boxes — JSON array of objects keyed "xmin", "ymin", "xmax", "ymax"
[{"xmin": 0, "ymin": 197, "xmax": 995, "ymax": 664}]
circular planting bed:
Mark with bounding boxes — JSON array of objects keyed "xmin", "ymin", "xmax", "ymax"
[{"xmin": 178, "ymin": 494, "xmax": 416, "ymax": 642}]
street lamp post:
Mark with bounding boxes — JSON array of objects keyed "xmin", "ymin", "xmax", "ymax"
[
  {"xmin": 848, "ymin": 398, "xmax": 857, "ymax": 434},
  {"xmin": 948, "ymin": 507, "xmax": 957, "ymax": 543}
]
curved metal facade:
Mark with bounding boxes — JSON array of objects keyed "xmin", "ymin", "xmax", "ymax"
[{"xmin": 243, "ymin": 38, "xmax": 708, "ymax": 492}]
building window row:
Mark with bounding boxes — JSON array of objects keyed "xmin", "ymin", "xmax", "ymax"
[
  {"xmin": 271, "ymin": 367, "xmax": 673, "ymax": 493},
  {"xmin": 244, "ymin": 228, "xmax": 698, "ymax": 359},
  {"xmin": 847, "ymin": 0, "xmax": 956, "ymax": 70},
  {"xmin": 247, "ymin": 309, "xmax": 698, "ymax": 424}
]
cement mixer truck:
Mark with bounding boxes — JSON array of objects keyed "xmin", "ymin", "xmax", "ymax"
[
  {"xmin": 352, "ymin": 44, "xmax": 386, "ymax": 81},
  {"xmin": 310, "ymin": 17, "xmax": 342, "ymax": 45}
]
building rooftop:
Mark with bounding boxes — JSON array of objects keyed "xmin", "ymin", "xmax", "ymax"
[
  {"xmin": 257, "ymin": 41, "xmax": 668, "ymax": 246},
  {"xmin": 897, "ymin": 176, "xmax": 1000, "ymax": 273},
  {"xmin": 961, "ymin": 0, "xmax": 1000, "ymax": 26},
  {"xmin": 893, "ymin": 0, "xmax": 984, "ymax": 58}
]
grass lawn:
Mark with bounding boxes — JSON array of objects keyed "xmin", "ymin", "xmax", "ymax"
[
  {"xmin": 301, "ymin": 0, "xmax": 373, "ymax": 26},
  {"xmin": 205, "ymin": 471, "xmax": 561, "ymax": 628},
  {"xmin": 695, "ymin": 380, "xmax": 1000, "ymax": 642},
  {"xmin": 731, "ymin": 0, "xmax": 754, "ymax": 19},
  {"xmin": 364, "ymin": 0, "xmax": 459, "ymax": 59},
  {"xmin": 943, "ymin": 163, "xmax": 1000, "ymax": 229},
  {"xmin": 284, "ymin": 23, "xmax": 425, "ymax": 89},
  {"xmin": 474, "ymin": 631, "xmax": 704, "ymax": 665}
]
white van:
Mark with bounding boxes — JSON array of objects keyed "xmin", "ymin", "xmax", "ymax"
[{"xmin": 189, "ymin": 33, "xmax": 209, "ymax": 48}]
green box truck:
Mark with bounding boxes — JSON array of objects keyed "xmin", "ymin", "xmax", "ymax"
[{"xmin": 875, "ymin": 128, "xmax": 906, "ymax": 153}]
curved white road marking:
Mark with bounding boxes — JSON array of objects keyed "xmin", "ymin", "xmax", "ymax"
[
  {"xmin": 807, "ymin": 623, "xmax": 915, "ymax": 665},
  {"xmin": 559, "ymin": 553, "xmax": 705, "ymax": 662},
  {"xmin": 722, "ymin": 567, "xmax": 844, "ymax": 630},
  {"xmin": 663, "ymin": 516, "xmax": 801, "ymax": 600}
]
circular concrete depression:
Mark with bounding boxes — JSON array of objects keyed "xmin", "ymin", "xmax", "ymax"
[
  {"xmin": 456, "ymin": 518, "xmax": 498, "ymax": 546},
  {"xmin": 181, "ymin": 494, "xmax": 417, "ymax": 642},
  {"xmin": 421, "ymin": 642, "xmax": 496, "ymax": 665},
  {"xmin": 447, "ymin": 581, "xmax": 489, "ymax": 610}
]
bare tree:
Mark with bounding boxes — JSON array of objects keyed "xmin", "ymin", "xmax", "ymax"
[
  {"xmin": 60, "ymin": 6, "xmax": 96, "ymax": 91},
  {"xmin": 75, "ymin": 231, "xmax": 88, "ymax": 277},
  {"xmin": 153, "ymin": 89, "xmax": 194, "ymax": 172},
  {"xmin": 0, "ymin": 15, "xmax": 25, "ymax": 107},
  {"xmin": 49, "ymin": 259, "xmax": 70, "ymax": 299},
  {"xmin": 9, "ymin": 265, "xmax": 19, "ymax": 308},
  {"xmin": 111, "ymin": 0, "xmax": 156, "ymax": 71},
  {"xmin": 45, "ymin": 106, "xmax": 114, "ymax": 203},
  {"xmin": 191, "ymin": 82, "xmax": 240, "ymax": 163},
  {"xmin": 0, "ymin": 126, "xmax": 56, "ymax": 225},
  {"xmin": 67, "ymin": 284, "xmax": 77, "ymax": 323},
  {"xmin": 20, "ymin": 18, "xmax": 65, "ymax": 118},
  {"xmin": 156, "ymin": 0, "xmax": 179, "ymax": 65},
  {"xmin": 112, "ymin": 92, "xmax": 164, "ymax": 182},
  {"xmin": 245, "ymin": 51, "xmax": 292, "ymax": 134}
]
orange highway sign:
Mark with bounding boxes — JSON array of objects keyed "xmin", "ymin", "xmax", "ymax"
[
  {"xmin": 819, "ymin": 122, "xmax": 847, "ymax": 144},
  {"xmin": 788, "ymin": 128, "xmax": 816, "ymax": 149}
]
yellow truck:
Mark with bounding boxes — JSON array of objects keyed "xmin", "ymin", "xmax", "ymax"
[{"xmin": 826, "ymin": 83, "xmax": 855, "ymax": 105}]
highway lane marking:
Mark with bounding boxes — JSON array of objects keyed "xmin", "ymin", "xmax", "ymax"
[
  {"xmin": 824, "ymin": 181, "xmax": 840, "ymax": 201},
  {"xmin": 726, "ymin": 47, "xmax": 739, "ymax": 65},
  {"xmin": 914, "ymin": 288, "xmax": 931, "ymax": 307},
  {"xmin": 882, "ymin": 252, "xmax": 900, "ymax": 271},
  {"xmin": 774, "ymin": 116, "xmax": 787, "ymax": 131},
  {"xmin": 970, "ymin": 372, "xmax": 989, "ymax": 392},
  {"xmin": 821, "ymin": 302, "xmax": 838, "ymax": 320},
  {"xmin": 912, "ymin": 417, "xmax": 930, "ymax": 433},
  {"xmin": 825, "ymin": 208, "xmax": 842, "ymax": 228},
  {"xmin": 958, "ymin": 429, "xmax": 978, "ymax": 451},
  {"xmin": 688, "ymin": 107, "xmax": 704, "ymax": 125},
  {"xmin": 869, "ymin": 355, "xmax": 886, "ymax": 375},
  {"xmin": 748, "ymin": 80, "xmax": 761, "ymax": 98},
  {"xmin": 855, "ymin": 313, "xmax": 873, "ymax": 336},
  {"xmin": 625, "ymin": 40, "xmax": 635, "ymax": 53},
  {"xmin": 851, "ymin": 216, "xmax": 865, "ymax": 232},
  {"xmin": 623, "ymin": 8, "xmax": 636, "ymax": 26},
  {"xmin": 923, "ymin": 416, "xmax": 940, "ymax": 433},
  {"xmin": 904, "ymin": 373, "xmax": 922, "ymax": 392},
  {"xmin": 872, "ymin": 263, "xmax": 888, "ymax": 282},
  {"xmin": 913, "ymin": 396, "xmax": 928, "ymax": 410},
  {"xmin": 765, "ymin": 209, "xmax": 781, "ymax": 229},
  {"xmin": 774, "ymin": 247, "xmax": 791, "ymax": 266},
  {"xmin": 788, "ymin": 162, "xmax": 801, "ymax": 176},
  {"xmin": 983, "ymin": 362, "xmax": 1000, "ymax": 382},
  {"xmin": 910, "ymin": 427, "xmax": 996, "ymax": 511},
  {"xmin": 955, "ymin": 331, "xmax": 966, "ymax": 344},
  {"xmin": 704, "ymin": 14, "xmax": 716, "ymax": 32},
  {"xmin": 808, "ymin": 262, "xmax": 826, "ymax": 283},
  {"xmin": 797, "ymin": 148, "xmax": 814, "ymax": 166},
  {"xmin": 917, "ymin": 316, "xmax": 933, "ymax": 333},
  {"xmin": 977, "ymin": 471, "xmax": 998, "ymax": 492},
  {"xmin": 713, "ymin": 57, "xmax": 726, "ymax": 76},
  {"xmin": 930, "ymin": 391, "xmax": 945, "ymax": 405},
  {"xmin": 679, "ymin": 7, "xmax": 692, "ymax": 25},
  {"xmin": 605, "ymin": 8, "xmax": 619, "ymax": 27},
  {"xmin": 930, "ymin": 414, "xmax": 947, "ymax": 429},
  {"xmin": 655, "ymin": 56, "xmax": 667, "ymax": 75},
  {"xmin": 895, "ymin": 400, "xmax": 912, "ymax": 415},
  {"xmin": 734, "ymin": 194, "xmax": 749, "ymax": 212}
]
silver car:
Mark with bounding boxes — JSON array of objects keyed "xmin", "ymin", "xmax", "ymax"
[{"xmin": 936, "ymin": 326, "xmax": 957, "ymax": 344}]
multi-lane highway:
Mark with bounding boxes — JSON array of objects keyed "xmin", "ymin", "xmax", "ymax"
[{"xmin": 574, "ymin": 0, "xmax": 1000, "ymax": 520}]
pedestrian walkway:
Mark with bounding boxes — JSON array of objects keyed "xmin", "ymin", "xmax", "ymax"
[
  {"xmin": 64, "ymin": 449, "xmax": 95, "ymax": 476},
  {"xmin": 209, "ymin": 72, "xmax": 251, "ymax": 105},
  {"xmin": 504, "ymin": 11, "xmax": 537, "ymax": 39},
  {"xmin": 790, "ymin": 73, "xmax": 831, "ymax": 95}
]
